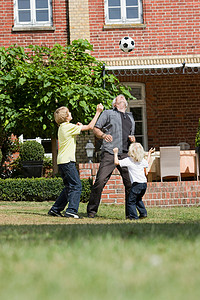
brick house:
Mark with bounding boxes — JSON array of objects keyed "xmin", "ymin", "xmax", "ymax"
[
  {"xmin": 1, "ymin": 1, "xmax": 200, "ymax": 206},
  {"xmin": 69, "ymin": 0, "xmax": 200, "ymax": 206},
  {"xmin": 1, "ymin": 0, "xmax": 200, "ymax": 158},
  {"xmin": 69, "ymin": 0, "xmax": 200, "ymax": 153}
]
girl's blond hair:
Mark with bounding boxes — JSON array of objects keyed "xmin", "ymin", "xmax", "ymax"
[
  {"xmin": 54, "ymin": 106, "xmax": 69, "ymax": 125},
  {"xmin": 128, "ymin": 142, "xmax": 145, "ymax": 162}
]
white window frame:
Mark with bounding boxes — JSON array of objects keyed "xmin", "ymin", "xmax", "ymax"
[
  {"xmin": 105, "ymin": 0, "xmax": 143, "ymax": 25},
  {"xmin": 14, "ymin": 0, "xmax": 53, "ymax": 27},
  {"xmin": 126, "ymin": 83, "xmax": 148, "ymax": 151}
]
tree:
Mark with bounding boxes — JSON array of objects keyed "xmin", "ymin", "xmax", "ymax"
[{"xmin": 0, "ymin": 39, "xmax": 134, "ymax": 174}]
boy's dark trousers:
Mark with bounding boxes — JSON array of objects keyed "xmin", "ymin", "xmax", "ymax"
[
  {"xmin": 127, "ymin": 182, "xmax": 147, "ymax": 219},
  {"xmin": 52, "ymin": 162, "xmax": 82, "ymax": 214}
]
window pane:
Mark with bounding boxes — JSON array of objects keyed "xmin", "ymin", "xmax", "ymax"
[
  {"xmin": 41, "ymin": 140, "xmax": 51, "ymax": 153},
  {"xmin": 36, "ymin": 0, "xmax": 48, "ymax": 9},
  {"xmin": 136, "ymin": 136, "xmax": 143, "ymax": 145},
  {"xmin": 126, "ymin": 0, "xmax": 138, "ymax": 5},
  {"xmin": 36, "ymin": 10, "xmax": 49, "ymax": 21},
  {"xmin": 135, "ymin": 122, "xmax": 143, "ymax": 135},
  {"xmin": 19, "ymin": 10, "xmax": 31, "ymax": 22},
  {"xmin": 109, "ymin": 8, "xmax": 121, "ymax": 19},
  {"xmin": 131, "ymin": 107, "xmax": 142, "ymax": 121},
  {"xmin": 108, "ymin": 0, "xmax": 120, "ymax": 6},
  {"xmin": 18, "ymin": 0, "xmax": 30, "ymax": 9},
  {"xmin": 127, "ymin": 7, "xmax": 138, "ymax": 18},
  {"xmin": 130, "ymin": 88, "xmax": 142, "ymax": 100}
]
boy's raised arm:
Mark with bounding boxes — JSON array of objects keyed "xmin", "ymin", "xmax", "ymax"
[{"xmin": 81, "ymin": 103, "xmax": 104, "ymax": 131}]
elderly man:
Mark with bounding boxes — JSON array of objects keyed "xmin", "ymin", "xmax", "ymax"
[{"xmin": 87, "ymin": 94, "xmax": 135, "ymax": 218}]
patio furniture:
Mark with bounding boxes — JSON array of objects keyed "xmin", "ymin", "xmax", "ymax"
[
  {"xmin": 160, "ymin": 146, "xmax": 181, "ymax": 182},
  {"xmin": 177, "ymin": 142, "xmax": 190, "ymax": 150},
  {"xmin": 145, "ymin": 149, "xmax": 199, "ymax": 181}
]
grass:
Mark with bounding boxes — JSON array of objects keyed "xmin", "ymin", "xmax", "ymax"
[{"xmin": 0, "ymin": 201, "xmax": 200, "ymax": 300}]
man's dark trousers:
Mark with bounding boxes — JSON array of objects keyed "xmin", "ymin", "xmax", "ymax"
[{"xmin": 87, "ymin": 152, "xmax": 132, "ymax": 217}]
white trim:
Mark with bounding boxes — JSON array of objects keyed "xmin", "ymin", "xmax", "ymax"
[
  {"xmin": 105, "ymin": 0, "xmax": 143, "ymax": 25},
  {"xmin": 106, "ymin": 64, "xmax": 183, "ymax": 70},
  {"xmin": 125, "ymin": 83, "xmax": 148, "ymax": 151},
  {"xmin": 106, "ymin": 63, "xmax": 200, "ymax": 71},
  {"xmin": 14, "ymin": 0, "xmax": 53, "ymax": 27}
]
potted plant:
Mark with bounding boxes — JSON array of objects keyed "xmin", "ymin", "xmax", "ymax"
[
  {"xmin": 195, "ymin": 118, "xmax": 200, "ymax": 175},
  {"xmin": 19, "ymin": 140, "xmax": 45, "ymax": 178}
]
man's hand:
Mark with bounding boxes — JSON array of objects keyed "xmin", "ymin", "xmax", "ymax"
[
  {"xmin": 104, "ymin": 134, "xmax": 113, "ymax": 142},
  {"xmin": 128, "ymin": 135, "xmax": 135, "ymax": 143}
]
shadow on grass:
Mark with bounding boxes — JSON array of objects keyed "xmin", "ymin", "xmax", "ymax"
[{"xmin": 1, "ymin": 222, "xmax": 200, "ymax": 242}]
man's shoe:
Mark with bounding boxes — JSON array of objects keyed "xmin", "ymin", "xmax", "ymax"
[
  {"xmin": 65, "ymin": 212, "xmax": 82, "ymax": 219},
  {"xmin": 139, "ymin": 214, "xmax": 147, "ymax": 219},
  {"xmin": 128, "ymin": 216, "xmax": 139, "ymax": 220},
  {"xmin": 48, "ymin": 209, "xmax": 63, "ymax": 217},
  {"xmin": 87, "ymin": 212, "xmax": 95, "ymax": 218}
]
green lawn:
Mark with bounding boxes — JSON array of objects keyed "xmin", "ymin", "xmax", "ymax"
[{"xmin": 0, "ymin": 202, "xmax": 200, "ymax": 300}]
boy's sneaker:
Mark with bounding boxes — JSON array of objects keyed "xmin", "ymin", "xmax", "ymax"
[
  {"xmin": 48, "ymin": 209, "xmax": 63, "ymax": 217},
  {"xmin": 65, "ymin": 212, "xmax": 82, "ymax": 219}
]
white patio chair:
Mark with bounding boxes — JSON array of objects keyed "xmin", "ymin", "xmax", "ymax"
[
  {"xmin": 177, "ymin": 142, "xmax": 190, "ymax": 150},
  {"xmin": 160, "ymin": 146, "xmax": 181, "ymax": 181}
]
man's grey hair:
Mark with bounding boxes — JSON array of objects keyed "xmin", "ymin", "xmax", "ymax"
[{"xmin": 112, "ymin": 94, "xmax": 128, "ymax": 108}]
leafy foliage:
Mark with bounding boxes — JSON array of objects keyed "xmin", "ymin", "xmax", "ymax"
[
  {"xmin": 0, "ymin": 40, "xmax": 133, "ymax": 140},
  {"xmin": 0, "ymin": 133, "xmax": 20, "ymax": 179},
  {"xmin": 19, "ymin": 140, "xmax": 45, "ymax": 161},
  {"xmin": 195, "ymin": 118, "xmax": 200, "ymax": 147},
  {"xmin": 0, "ymin": 177, "xmax": 92, "ymax": 202}
]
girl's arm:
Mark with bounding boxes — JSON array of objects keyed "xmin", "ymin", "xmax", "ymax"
[
  {"xmin": 113, "ymin": 148, "xmax": 119, "ymax": 165},
  {"xmin": 145, "ymin": 148, "xmax": 155, "ymax": 176},
  {"xmin": 147, "ymin": 147, "xmax": 155, "ymax": 164}
]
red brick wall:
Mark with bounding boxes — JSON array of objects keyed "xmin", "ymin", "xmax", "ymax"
[
  {"xmin": 88, "ymin": 0, "xmax": 200, "ymax": 58},
  {"xmin": 119, "ymin": 73, "xmax": 200, "ymax": 150},
  {"xmin": 79, "ymin": 163, "xmax": 200, "ymax": 207},
  {"xmin": 0, "ymin": 0, "xmax": 68, "ymax": 47}
]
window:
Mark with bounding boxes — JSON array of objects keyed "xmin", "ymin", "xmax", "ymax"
[
  {"xmin": 14, "ymin": 0, "xmax": 52, "ymax": 27},
  {"xmin": 105, "ymin": 0, "xmax": 143, "ymax": 24},
  {"xmin": 126, "ymin": 83, "xmax": 148, "ymax": 151}
]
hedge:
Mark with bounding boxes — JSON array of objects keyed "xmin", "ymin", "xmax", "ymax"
[{"xmin": 0, "ymin": 177, "xmax": 92, "ymax": 202}]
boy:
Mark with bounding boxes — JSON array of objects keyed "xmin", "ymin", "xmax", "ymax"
[
  {"xmin": 113, "ymin": 143, "xmax": 154, "ymax": 220},
  {"xmin": 48, "ymin": 103, "xmax": 103, "ymax": 218}
]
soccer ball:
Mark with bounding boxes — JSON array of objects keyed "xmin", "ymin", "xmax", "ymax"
[{"xmin": 119, "ymin": 36, "xmax": 135, "ymax": 52}]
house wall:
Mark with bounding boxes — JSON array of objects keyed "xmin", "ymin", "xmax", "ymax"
[
  {"xmin": 0, "ymin": 0, "xmax": 68, "ymax": 47},
  {"xmin": 88, "ymin": 0, "xmax": 200, "ymax": 58},
  {"xmin": 119, "ymin": 73, "xmax": 200, "ymax": 150},
  {"xmin": 68, "ymin": 0, "xmax": 90, "ymax": 42}
]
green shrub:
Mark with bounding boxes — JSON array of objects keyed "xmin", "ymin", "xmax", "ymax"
[
  {"xmin": 20, "ymin": 141, "xmax": 45, "ymax": 161},
  {"xmin": 195, "ymin": 118, "xmax": 200, "ymax": 147},
  {"xmin": 80, "ymin": 178, "xmax": 93, "ymax": 203},
  {"xmin": 0, "ymin": 177, "xmax": 92, "ymax": 202}
]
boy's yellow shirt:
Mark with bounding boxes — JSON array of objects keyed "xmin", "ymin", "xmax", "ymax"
[{"xmin": 57, "ymin": 122, "xmax": 82, "ymax": 164}]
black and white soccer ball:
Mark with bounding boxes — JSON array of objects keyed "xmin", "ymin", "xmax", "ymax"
[{"xmin": 119, "ymin": 36, "xmax": 135, "ymax": 52}]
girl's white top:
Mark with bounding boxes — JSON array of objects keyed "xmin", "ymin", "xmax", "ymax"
[{"xmin": 119, "ymin": 157, "xmax": 148, "ymax": 184}]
